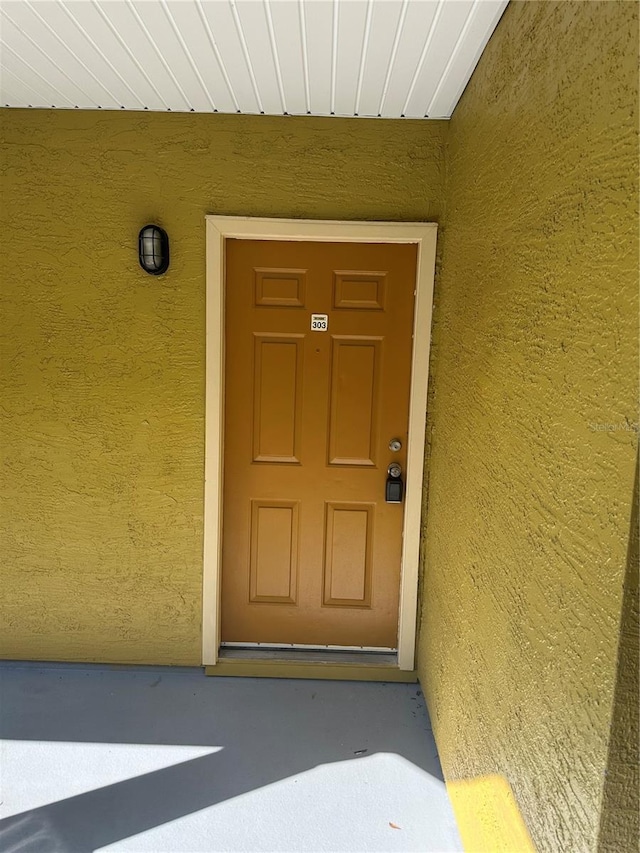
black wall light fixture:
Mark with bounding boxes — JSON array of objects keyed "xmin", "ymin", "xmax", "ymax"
[{"xmin": 138, "ymin": 224, "xmax": 169, "ymax": 275}]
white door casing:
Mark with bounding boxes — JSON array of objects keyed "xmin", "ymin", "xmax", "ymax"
[{"xmin": 203, "ymin": 217, "xmax": 437, "ymax": 671}]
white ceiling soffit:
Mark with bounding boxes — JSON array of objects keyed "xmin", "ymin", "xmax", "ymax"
[{"xmin": 0, "ymin": 0, "xmax": 508, "ymax": 119}]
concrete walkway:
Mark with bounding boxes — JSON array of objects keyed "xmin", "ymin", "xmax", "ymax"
[{"xmin": 0, "ymin": 661, "xmax": 463, "ymax": 852}]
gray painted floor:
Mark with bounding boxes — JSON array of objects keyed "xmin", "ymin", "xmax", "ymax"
[{"xmin": 0, "ymin": 662, "xmax": 463, "ymax": 853}]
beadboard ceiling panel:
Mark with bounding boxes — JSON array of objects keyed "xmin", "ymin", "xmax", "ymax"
[{"xmin": 0, "ymin": 0, "xmax": 508, "ymax": 118}]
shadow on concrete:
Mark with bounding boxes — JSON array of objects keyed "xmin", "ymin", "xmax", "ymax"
[{"xmin": 0, "ymin": 669, "xmax": 445, "ymax": 852}]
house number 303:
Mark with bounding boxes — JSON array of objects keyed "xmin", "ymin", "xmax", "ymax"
[{"xmin": 310, "ymin": 314, "xmax": 328, "ymax": 332}]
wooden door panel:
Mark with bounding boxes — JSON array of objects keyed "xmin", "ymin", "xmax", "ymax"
[
  {"xmin": 254, "ymin": 268, "xmax": 307, "ymax": 307},
  {"xmin": 333, "ymin": 271, "xmax": 386, "ymax": 310},
  {"xmin": 222, "ymin": 239, "xmax": 417, "ymax": 649},
  {"xmin": 252, "ymin": 335, "xmax": 303, "ymax": 463},
  {"xmin": 249, "ymin": 500, "xmax": 299, "ymax": 603},
  {"xmin": 323, "ymin": 502, "xmax": 374, "ymax": 607},
  {"xmin": 328, "ymin": 337, "xmax": 381, "ymax": 466}
]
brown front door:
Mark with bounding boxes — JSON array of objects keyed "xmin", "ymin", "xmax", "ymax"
[{"xmin": 221, "ymin": 239, "xmax": 417, "ymax": 648}]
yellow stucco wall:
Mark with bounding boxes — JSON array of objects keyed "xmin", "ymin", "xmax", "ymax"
[
  {"xmin": 0, "ymin": 110, "xmax": 447, "ymax": 664},
  {"xmin": 597, "ymin": 461, "xmax": 639, "ymax": 852},
  {"xmin": 417, "ymin": 2, "xmax": 639, "ymax": 852}
]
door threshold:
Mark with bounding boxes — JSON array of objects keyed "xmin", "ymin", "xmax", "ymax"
[
  {"xmin": 206, "ymin": 647, "xmax": 417, "ymax": 682},
  {"xmin": 220, "ymin": 647, "xmax": 398, "ymax": 665},
  {"xmin": 220, "ymin": 642, "xmax": 397, "ymax": 653}
]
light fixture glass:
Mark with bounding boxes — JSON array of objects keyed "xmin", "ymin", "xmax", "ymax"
[{"xmin": 138, "ymin": 225, "xmax": 169, "ymax": 275}]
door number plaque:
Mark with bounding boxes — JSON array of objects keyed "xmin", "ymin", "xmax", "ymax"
[{"xmin": 310, "ymin": 314, "xmax": 328, "ymax": 332}]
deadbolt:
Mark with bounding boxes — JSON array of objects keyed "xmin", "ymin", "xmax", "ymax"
[
  {"xmin": 386, "ymin": 463, "xmax": 404, "ymax": 503},
  {"xmin": 389, "ymin": 438, "xmax": 402, "ymax": 452}
]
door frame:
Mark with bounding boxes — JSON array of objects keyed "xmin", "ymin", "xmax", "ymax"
[{"xmin": 203, "ymin": 216, "xmax": 437, "ymax": 671}]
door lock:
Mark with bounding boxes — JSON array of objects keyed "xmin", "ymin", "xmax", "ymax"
[
  {"xmin": 389, "ymin": 438, "xmax": 402, "ymax": 452},
  {"xmin": 386, "ymin": 463, "xmax": 404, "ymax": 504}
]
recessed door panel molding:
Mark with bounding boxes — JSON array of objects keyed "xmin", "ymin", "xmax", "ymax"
[
  {"xmin": 249, "ymin": 500, "xmax": 299, "ymax": 604},
  {"xmin": 333, "ymin": 271, "xmax": 386, "ymax": 310},
  {"xmin": 323, "ymin": 503, "xmax": 374, "ymax": 607},
  {"xmin": 254, "ymin": 268, "xmax": 307, "ymax": 308},
  {"xmin": 252, "ymin": 334, "xmax": 303, "ymax": 463},
  {"xmin": 328, "ymin": 336, "xmax": 381, "ymax": 467}
]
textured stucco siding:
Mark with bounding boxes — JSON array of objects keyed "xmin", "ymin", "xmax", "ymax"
[
  {"xmin": 597, "ymin": 463, "xmax": 639, "ymax": 853},
  {"xmin": 0, "ymin": 111, "xmax": 447, "ymax": 665},
  {"xmin": 418, "ymin": 2, "xmax": 638, "ymax": 852}
]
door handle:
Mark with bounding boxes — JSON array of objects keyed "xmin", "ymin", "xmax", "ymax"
[{"xmin": 386, "ymin": 463, "xmax": 404, "ymax": 503}]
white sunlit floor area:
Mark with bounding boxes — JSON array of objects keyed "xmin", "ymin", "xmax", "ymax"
[{"xmin": 0, "ymin": 661, "xmax": 463, "ymax": 853}]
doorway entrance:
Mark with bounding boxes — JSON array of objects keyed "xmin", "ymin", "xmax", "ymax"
[{"xmin": 204, "ymin": 218, "xmax": 437, "ymax": 675}]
